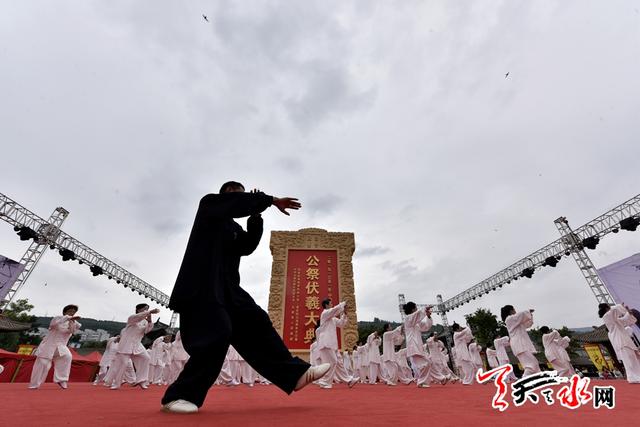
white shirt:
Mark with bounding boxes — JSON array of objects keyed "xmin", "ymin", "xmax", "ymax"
[
  {"xmin": 505, "ymin": 310, "xmax": 537, "ymax": 355},
  {"xmin": 453, "ymin": 327, "xmax": 474, "ymax": 362},
  {"xmin": 317, "ymin": 302, "xmax": 346, "ymax": 350},
  {"xmin": 603, "ymin": 305, "xmax": 639, "ymax": 355},
  {"xmin": 403, "ymin": 308, "xmax": 433, "ymax": 357},
  {"xmin": 35, "ymin": 315, "xmax": 80, "ymax": 360},
  {"xmin": 117, "ymin": 311, "xmax": 153, "ymax": 355}
]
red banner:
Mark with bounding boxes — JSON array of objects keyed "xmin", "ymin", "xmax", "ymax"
[{"xmin": 282, "ymin": 249, "xmax": 340, "ymax": 351}]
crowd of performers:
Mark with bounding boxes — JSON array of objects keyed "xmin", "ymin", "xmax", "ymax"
[{"xmin": 16, "ymin": 298, "xmax": 640, "ymax": 390}]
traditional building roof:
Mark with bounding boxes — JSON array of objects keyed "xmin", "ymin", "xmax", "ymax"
[
  {"xmin": 0, "ymin": 315, "xmax": 32, "ymax": 332},
  {"xmin": 572, "ymin": 325, "xmax": 609, "ymax": 343}
]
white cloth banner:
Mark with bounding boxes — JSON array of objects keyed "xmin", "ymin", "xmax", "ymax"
[
  {"xmin": 597, "ymin": 252, "xmax": 640, "ymax": 337},
  {"xmin": 0, "ymin": 255, "xmax": 25, "ymax": 302}
]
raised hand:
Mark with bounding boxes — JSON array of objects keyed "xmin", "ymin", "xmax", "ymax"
[
  {"xmin": 272, "ymin": 197, "xmax": 301, "ymax": 216},
  {"xmin": 150, "ymin": 308, "xmax": 160, "ymax": 314}
]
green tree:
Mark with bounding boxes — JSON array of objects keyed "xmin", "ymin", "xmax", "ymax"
[
  {"xmin": 0, "ymin": 299, "xmax": 41, "ymax": 352},
  {"xmin": 464, "ymin": 308, "xmax": 504, "ymax": 349}
]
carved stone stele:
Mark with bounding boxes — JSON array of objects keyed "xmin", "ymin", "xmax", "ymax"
[{"xmin": 268, "ymin": 228, "xmax": 357, "ymax": 361}]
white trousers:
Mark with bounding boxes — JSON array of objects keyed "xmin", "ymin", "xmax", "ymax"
[
  {"xmin": 334, "ymin": 354, "xmax": 356, "ymax": 384},
  {"xmin": 458, "ymin": 359, "xmax": 476, "ymax": 385},
  {"xmin": 618, "ymin": 347, "xmax": 640, "ymax": 383},
  {"xmin": 516, "ymin": 352, "xmax": 540, "ymax": 377},
  {"xmin": 549, "ymin": 359, "xmax": 575, "ymax": 378},
  {"xmin": 409, "ymin": 355, "xmax": 432, "ymax": 386},
  {"xmin": 496, "ymin": 357, "xmax": 518, "ymax": 381},
  {"xmin": 29, "ymin": 351, "xmax": 72, "ymax": 388},
  {"xmin": 109, "ymin": 352, "xmax": 150, "ymax": 388},
  {"xmin": 383, "ymin": 360, "xmax": 399, "ymax": 385},
  {"xmin": 368, "ymin": 362, "xmax": 385, "ymax": 384},
  {"xmin": 398, "ymin": 365, "xmax": 414, "ymax": 384},
  {"xmin": 148, "ymin": 363, "xmax": 165, "ymax": 384},
  {"xmin": 169, "ymin": 359, "xmax": 187, "ymax": 384},
  {"xmin": 318, "ymin": 348, "xmax": 338, "ymax": 386}
]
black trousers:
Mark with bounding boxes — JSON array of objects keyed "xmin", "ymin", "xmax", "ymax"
[{"xmin": 161, "ymin": 286, "xmax": 310, "ymax": 407}]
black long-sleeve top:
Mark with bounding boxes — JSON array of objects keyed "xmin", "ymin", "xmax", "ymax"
[{"xmin": 168, "ymin": 192, "xmax": 274, "ymax": 312}]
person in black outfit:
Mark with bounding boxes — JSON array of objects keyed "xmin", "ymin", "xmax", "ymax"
[{"xmin": 161, "ymin": 181, "xmax": 330, "ymax": 414}]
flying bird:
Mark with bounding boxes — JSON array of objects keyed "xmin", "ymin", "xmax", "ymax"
[
  {"xmin": 202, "ymin": 14, "xmax": 209, "ymax": 22},
  {"xmin": 505, "ymin": 72, "xmax": 510, "ymax": 78}
]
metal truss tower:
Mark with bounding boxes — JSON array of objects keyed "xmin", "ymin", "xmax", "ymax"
[
  {"xmin": 0, "ymin": 192, "xmax": 170, "ymax": 309},
  {"xmin": 554, "ymin": 217, "xmax": 615, "ymax": 305},
  {"xmin": 2, "ymin": 207, "xmax": 68, "ymax": 306},
  {"xmin": 401, "ymin": 193, "xmax": 640, "ymax": 316}
]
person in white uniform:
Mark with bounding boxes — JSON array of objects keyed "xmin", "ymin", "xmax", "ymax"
[
  {"xmin": 169, "ymin": 331, "xmax": 190, "ymax": 384},
  {"xmin": 540, "ymin": 326, "xmax": 575, "ymax": 378},
  {"xmin": 485, "ymin": 347, "xmax": 499, "ymax": 369},
  {"xmin": 316, "ymin": 299, "xmax": 357, "ymax": 388},
  {"xmin": 149, "ymin": 335, "xmax": 171, "ymax": 385},
  {"xmin": 108, "ymin": 303, "xmax": 159, "ymax": 389},
  {"xmin": 94, "ymin": 335, "xmax": 119, "ymax": 385},
  {"xmin": 382, "ymin": 324, "xmax": 404, "ymax": 385},
  {"xmin": 29, "ymin": 304, "xmax": 81, "ymax": 389},
  {"xmin": 501, "ymin": 305, "xmax": 540, "ymax": 377},
  {"xmin": 493, "ymin": 335, "xmax": 518, "ymax": 381},
  {"xmin": 452, "ymin": 323, "xmax": 475, "ymax": 385},
  {"xmin": 599, "ymin": 303, "xmax": 640, "ymax": 383},
  {"xmin": 468, "ymin": 342, "xmax": 484, "ymax": 373},
  {"xmin": 402, "ymin": 302, "xmax": 435, "ymax": 388}
]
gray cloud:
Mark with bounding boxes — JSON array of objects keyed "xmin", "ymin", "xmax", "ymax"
[{"xmin": 355, "ymin": 245, "xmax": 391, "ymax": 258}]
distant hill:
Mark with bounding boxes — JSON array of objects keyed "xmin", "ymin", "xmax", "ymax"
[{"xmin": 34, "ymin": 317, "xmax": 126, "ymax": 336}]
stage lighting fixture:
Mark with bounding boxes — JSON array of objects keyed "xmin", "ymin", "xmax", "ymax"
[
  {"xmin": 542, "ymin": 256, "xmax": 559, "ymax": 267},
  {"xmin": 565, "ymin": 251, "xmax": 571, "ymax": 256},
  {"xmin": 520, "ymin": 267, "xmax": 535, "ymax": 279},
  {"xmin": 90, "ymin": 265, "xmax": 103, "ymax": 276},
  {"xmin": 116, "ymin": 280, "xmax": 121, "ymax": 284},
  {"xmin": 620, "ymin": 216, "xmax": 640, "ymax": 231},
  {"xmin": 612, "ymin": 228, "xmax": 619, "ymax": 233},
  {"xmin": 16, "ymin": 226, "xmax": 38, "ymax": 241},
  {"xmin": 59, "ymin": 249, "xmax": 76, "ymax": 261},
  {"xmin": 49, "ymin": 244, "xmax": 56, "ymax": 250},
  {"xmin": 78, "ymin": 260, "xmax": 83, "ymax": 264},
  {"xmin": 582, "ymin": 236, "xmax": 600, "ymax": 250},
  {"xmin": 13, "ymin": 226, "xmax": 20, "ymax": 232}
]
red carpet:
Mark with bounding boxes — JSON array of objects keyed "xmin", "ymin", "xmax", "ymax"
[{"xmin": 3, "ymin": 381, "xmax": 637, "ymax": 426}]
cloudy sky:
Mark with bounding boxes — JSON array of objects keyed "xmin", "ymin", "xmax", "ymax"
[{"xmin": 1, "ymin": 1, "xmax": 639, "ymax": 330}]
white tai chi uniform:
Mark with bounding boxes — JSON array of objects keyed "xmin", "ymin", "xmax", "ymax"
[
  {"xmin": 94, "ymin": 336, "xmax": 118, "ymax": 385},
  {"xmin": 493, "ymin": 336, "xmax": 517, "ymax": 381},
  {"xmin": 148, "ymin": 337, "xmax": 167, "ymax": 385},
  {"xmin": 505, "ymin": 310, "xmax": 540, "ymax": 377},
  {"xmin": 108, "ymin": 310, "xmax": 154, "ymax": 388},
  {"xmin": 395, "ymin": 348, "xmax": 414, "ymax": 384},
  {"xmin": 343, "ymin": 351, "xmax": 353, "ymax": 376},
  {"xmin": 309, "ymin": 342, "xmax": 321, "ymax": 366},
  {"xmin": 161, "ymin": 342, "xmax": 173, "ymax": 385},
  {"xmin": 404, "ymin": 307, "xmax": 435, "ymax": 387},
  {"xmin": 367, "ymin": 332, "xmax": 385, "ymax": 384},
  {"xmin": 439, "ymin": 342, "xmax": 458, "ymax": 380},
  {"xmin": 382, "ymin": 326, "xmax": 404, "ymax": 385},
  {"xmin": 316, "ymin": 302, "xmax": 350, "ymax": 388},
  {"xmin": 603, "ymin": 304, "xmax": 640, "ymax": 383},
  {"xmin": 169, "ymin": 331, "xmax": 190, "ymax": 384},
  {"xmin": 486, "ymin": 348, "xmax": 499, "ymax": 369},
  {"xmin": 469, "ymin": 343, "xmax": 484, "ymax": 372},
  {"xmin": 227, "ymin": 345, "xmax": 242, "ymax": 385},
  {"xmin": 357, "ymin": 345, "xmax": 369, "ymax": 382},
  {"xmin": 542, "ymin": 330, "xmax": 575, "ymax": 378},
  {"xmin": 426, "ymin": 337, "xmax": 452, "ymax": 381},
  {"xmin": 453, "ymin": 327, "xmax": 475, "ymax": 385},
  {"xmin": 29, "ymin": 315, "xmax": 80, "ymax": 388}
]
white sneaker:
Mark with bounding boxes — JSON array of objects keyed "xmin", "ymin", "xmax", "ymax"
[
  {"xmin": 56, "ymin": 381, "xmax": 68, "ymax": 389},
  {"xmin": 348, "ymin": 377, "xmax": 359, "ymax": 388},
  {"xmin": 418, "ymin": 383, "xmax": 430, "ymax": 388},
  {"xmin": 295, "ymin": 363, "xmax": 331, "ymax": 391},
  {"xmin": 162, "ymin": 399, "xmax": 198, "ymax": 414}
]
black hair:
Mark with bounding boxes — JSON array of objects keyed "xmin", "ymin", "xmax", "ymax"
[
  {"xmin": 539, "ymin": 326, "xmax": 550, "ymax": 334},
  {"xmin": 451, "ymin": 322, "xmax": 461, "ymax": 332},
  {"xmin": 598, "ymin": 303, "xmax": 611, "ymax": 319},
  {"xmin": 219, "ymin": 181, "xmax": 245, "ymax": 193},
  {"xmin": 321, "ymin": 298, "xmax": 331, "ymax": 309},
  {"xmin": 135, "ymin": 303, "xmax": 149, "ymax": 312},
  {"xmin": 500, "ymin": 305, "xmax": 515, "ymax": 322},
  {"xmin": 62, "ymin": 304, "xmax": 78, "ymax": 314},
  {"xmin": 383, "ymin": 323, "xmax": 391, "ymax": 332},
  {"xmin": 403, "ymin": 302, "xmax": 417, "ymax": 315}
]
